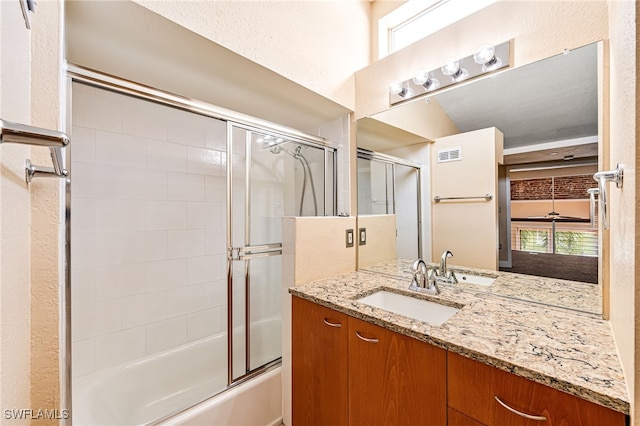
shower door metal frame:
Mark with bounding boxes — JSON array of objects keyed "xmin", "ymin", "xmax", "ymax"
[
  {"xmin": 63, "ymin": 63, "xmax": 339, "ymax": 424},
  {"xmin": 227, "ymin": 123, "xmax": 337, "ymax": 385},
  {"xmin": 357, "ymin": 148, "xmax": 423, "ymax": 259}
]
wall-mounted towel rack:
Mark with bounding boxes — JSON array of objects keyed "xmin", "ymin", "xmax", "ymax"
[
  {"xmin": 0, "ymin": 119, "xmax": 69, "ymax": 183},
  {"xmin": 593, "ymin": 164, "xmax": 623, "ymax": 230},
  {"xmin": 434, "ymin": 194, "xmax": 493, "ymax": 203}
]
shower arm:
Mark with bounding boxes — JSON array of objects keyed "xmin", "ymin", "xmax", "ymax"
[{"xmin": 0, "ymin": 119, "xmax": 70, "ymax": 183}]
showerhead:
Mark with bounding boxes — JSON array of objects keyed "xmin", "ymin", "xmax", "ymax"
[{"xmin": 270, "ymin": 145, "xmax": 283, "ymax": 154}]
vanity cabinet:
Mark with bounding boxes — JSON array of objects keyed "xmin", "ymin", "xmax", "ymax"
[
  {"xmin": 447, "ymin": 351, "xmax": 626, "ymax": 426},
  {"xmin": 348, "ymin": 316, "xmax": 447, "ymax": 426},
  {"xmin": 292, "ymin": 297, "xmax": 626, "ymax": 426},
  {"xmin": 292, "ymin": 296, "xmax": 447, "ymax": 426},
  {"xmin": 292, "ymin": 297, "xmax": 349, "ymax": 426}
]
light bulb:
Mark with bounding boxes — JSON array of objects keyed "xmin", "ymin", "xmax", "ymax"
[
  {"xmin": 412, "ymin": 68, "xmax": 428, "ymax": 86},
  {"xmin": 441, "ymin": 58, "xmax": 460, "ymax": 76},
  {"xmin": 412, "ymin": 68, "xmax": 440, "ymax": 92},
  {"xmin": 441, "ymin": 57, "xmax": 469, "ymax": 82},
  {"xmin": 389, "ymin": 79, "xmax": 408, "ymax": 97},
  {"xmin": 474, "ymin": 44, "xmax": 502, "ymax": 72}
]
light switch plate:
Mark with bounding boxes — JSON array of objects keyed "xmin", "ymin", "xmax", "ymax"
[
  {"xmin": 358, "ymin": 228, "xmax": 367, "ymax": 245},
  {"xmin": 346, "ymin": 229, "xmax": 354, "ymax": 248}
]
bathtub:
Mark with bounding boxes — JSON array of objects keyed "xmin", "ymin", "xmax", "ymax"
[{"xmin": 73, "ymin": 318, "xmax": 283, "ymax": 426}]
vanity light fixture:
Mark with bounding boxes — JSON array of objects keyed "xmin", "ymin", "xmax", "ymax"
[
  {"xmin": 389, "ymin": 79, "xmax": 409, "ymax": 97},
  {"xmin": 473, "ymin": 44, "xmax": 503, "ymax": 72},
  {"xmin": 388, "ymin": 40, "xmax": 511, "ymax": 105},
  {"xmin": 412, "ymin": 68, "xmax": 440, "ymax": 91},
  {"xmin": 441, "ymin": 58, "xmax": 469, "ymax": 82}
]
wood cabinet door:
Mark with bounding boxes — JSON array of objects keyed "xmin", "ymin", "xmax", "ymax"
[
  {"xmin": 292, "ymin": 297, "xmax": 349, "ymax": 426},
  {"xmin": 348, "ymin": 316, "xmax": 447, "ymax": 426}
]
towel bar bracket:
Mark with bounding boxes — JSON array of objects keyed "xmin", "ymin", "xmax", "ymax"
[{"xmin": 25, "ymin": 159, "xmax": 69, "ymax": 183}]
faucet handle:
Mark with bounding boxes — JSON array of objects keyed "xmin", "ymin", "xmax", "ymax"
[{"xmin": 427, "ymin": 269, "xmax": 441, "ymax": 295}]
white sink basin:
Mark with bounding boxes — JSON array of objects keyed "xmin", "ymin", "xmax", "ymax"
[
  {"xmin": 356, "ymin": 291, "xmax": 460, "ymax": 326},
  {"xmin": 455, "ymin": 273, "xmax": 496, "ymax": 286}
]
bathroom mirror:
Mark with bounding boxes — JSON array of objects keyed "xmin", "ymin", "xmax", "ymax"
[{"xmin": 356, "ymin": 41, "xmax": 602, "ymax": 316}]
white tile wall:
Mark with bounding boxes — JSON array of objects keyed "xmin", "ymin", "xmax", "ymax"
[
  {"xmin": 71, "ymin": 83, "xmax": 304, "ymax": 381},
  {"xmin": 71, "ymin": 83, "xmax": 229, "ymax": 379}
]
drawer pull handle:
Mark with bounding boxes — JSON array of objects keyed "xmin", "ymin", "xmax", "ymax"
[
  {"xmin": 323, "ymin": 318, "xmax": 342, "ymax": 328},
  {"xmin": 494, "ymin": 396, "xmax": 547, "ymax": 421},
  {"xmin": 355, "ymin": 331, "xmax": 379, "ymax": 343}
]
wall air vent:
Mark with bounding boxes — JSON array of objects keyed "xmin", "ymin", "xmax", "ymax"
[{"xmin": 437, "ymin": 147, "xmax": 462, "ymax": 163}]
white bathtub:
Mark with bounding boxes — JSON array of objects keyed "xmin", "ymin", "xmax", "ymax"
[{"xmin": 74, "ymin": 319, "xmax": 283, "ymax": 426}]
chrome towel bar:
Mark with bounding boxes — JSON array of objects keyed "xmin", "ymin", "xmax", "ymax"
[
  {"xmin": 0, "ymin": 119, "xmax": 69, "ymax": 183},
  {"xmin": 434, "ymin": 194, "xmax": 493, "ymax": 203}
]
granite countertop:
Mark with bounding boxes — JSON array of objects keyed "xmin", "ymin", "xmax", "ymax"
[
  {"xmin": 362, "ymin": 258, "xmax": 602, "ymax": 315},
  {"xmin": 289, "ymin": 270, "xmax": 629, "ymax": 415}
]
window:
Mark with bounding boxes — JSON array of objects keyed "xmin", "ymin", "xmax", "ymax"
[
  {"xmin": 519, "ymin": 229, "xmax": 549, "ymax": 253},
  {"xmin": 514, "ymin": 228, "xmax": 598, "ymax": 257},
  {"xmin": 378, "ymin": 0, "xmax": 499, "ymax": 58}
]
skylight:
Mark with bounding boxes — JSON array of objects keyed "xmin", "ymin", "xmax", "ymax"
[{"xmin": 378, "ymin": 0, "xmax": 499, "ymax": 59}]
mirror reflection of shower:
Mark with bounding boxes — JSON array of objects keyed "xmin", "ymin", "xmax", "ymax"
[{"xmin": 259, "ymin": 135, "xmax": 319, "ymax": 216}]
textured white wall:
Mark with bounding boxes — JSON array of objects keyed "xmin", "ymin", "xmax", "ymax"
[
  {"xmin": 133, "ymin": 0, "xmax": 371, "ymax": 110},
  {"xmin": 0, "ymin": 1, "xmax": 32, "ymax": 424},
  {"xmin": 29, "ymin": 0, "xmax": 64, "ymax": 419},
  {"xmin": 606, "ymin": 0, "xmax": 637, "ymax": 422}
]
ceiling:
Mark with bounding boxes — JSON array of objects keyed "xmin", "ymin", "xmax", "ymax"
[
  {"xmin": 434, "ymin": 42, "xmax": 598, "ymax": 150},
  {"xmin": 65, "ymin": 1, "xmax": 350, "ymax": 134}
]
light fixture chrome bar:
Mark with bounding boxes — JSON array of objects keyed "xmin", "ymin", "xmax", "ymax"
[
  {"xmin": 0, "ymin": 119, "xmax": 70, "ymax": 183},
  {"xmin": 389, "ymin": 40, "xmax": 511, "ymax": 105},
  {"xmin": 433, "ymin": 194, "xmax": 493, "ymax": 203},
  {"xmin": 593, "ymin": 164, "xmax": 623, "ymax": 230}
]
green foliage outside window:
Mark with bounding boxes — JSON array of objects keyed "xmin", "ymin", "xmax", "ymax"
[
  {"xmin": 519, "ymin": 229, "xmax": 549, "ymax": 253},
  {"xmin": 555, "ymin": 231, "xmax": 598, "ymax": 256},
  {"xmin": 518, "ymin": 229, "xmax": 597, "ymax": 256}
]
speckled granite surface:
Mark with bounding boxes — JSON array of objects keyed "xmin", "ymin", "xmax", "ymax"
[
  {"xmin": 362, "ymin": 258, "xmax": 602, "ymax": 316},
  {"xmin": 289, "ymin": 271, "xmax": 629, "ymax": 415}
]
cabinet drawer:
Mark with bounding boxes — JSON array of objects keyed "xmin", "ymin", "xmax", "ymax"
[{"xmin": 448, "ymin": 352, "xmax": 626, "ymax": 426}]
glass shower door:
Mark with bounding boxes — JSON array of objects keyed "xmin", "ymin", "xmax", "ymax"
[{"xmin": 229, "ymin": 125, "xmax": 331, "ymax": 380}]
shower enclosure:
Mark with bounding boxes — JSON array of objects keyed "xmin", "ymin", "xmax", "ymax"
[
  {"xmin": 357, "ymin": 149, "xmax": 422, "ymax": 259},
  {"xmin": 68, "ymin": 73, "xmax": 336, "ymax": 425}
]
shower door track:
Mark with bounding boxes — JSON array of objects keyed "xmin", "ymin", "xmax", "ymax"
[{"xmin": 63, "ymin": 63, "xmax": 338, "ymax": 424}]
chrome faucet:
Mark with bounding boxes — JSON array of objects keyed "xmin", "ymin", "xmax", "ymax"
[
  {"xmin": 409, "ymin": 259, "xmax": 440, "ymax": 295},
  {"xmin": 437, "ymin": 250, "xmax": 458, "ymax": 284}
]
